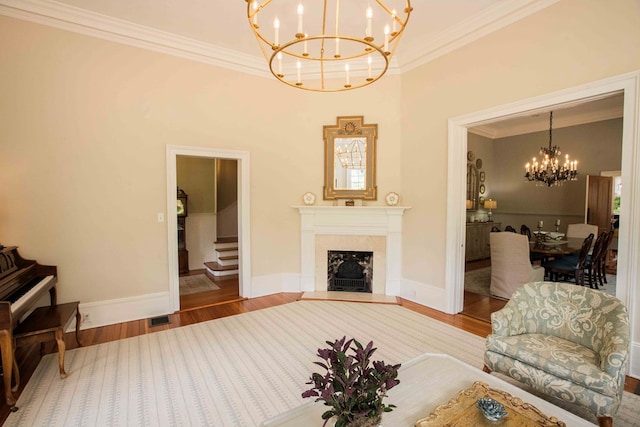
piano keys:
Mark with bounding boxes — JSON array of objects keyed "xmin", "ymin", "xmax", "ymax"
[{"xmin": 0, "ymin": 246, "xmax": 57, "ymax": 408}]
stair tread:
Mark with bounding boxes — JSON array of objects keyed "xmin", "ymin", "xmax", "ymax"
[
  {"xmin": 214, "ymin": 236, "xmax": 238, "ymax": 244},
  {"xmin": 219, "ymin": 255, "xmax": 238, "ymax": 261},
  {"xmin": 205, "ymin": 261, "xmax": 238, "ymax": 271},
  {"xmin": 216, "ymin": 247, "xmax": 238, "ymax": 253}
]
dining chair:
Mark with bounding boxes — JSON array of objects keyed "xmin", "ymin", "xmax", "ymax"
[
  {"xmin": 566, "ymin": 223, "xmax": 599, "ymax": 239},
  {"xmin": 589, "ymin": 230, "xmax": 615, "ymax": 288},
  {"xmin": 504, "ymin": 225, "xmax": 517, "ymax": 233},
  {"xmin": 520, "ymin": 224, "xmax": 532, "ymax": 240},
  {"xmin": 543, "ymin": 233, "xmax": 594, "ymax": 286},
  {"xmin": 489, "ymin": 232, "xmax": 545, "ymax": 299},
  {"xmin": 521, "ymin": 224, "xmax": 544, "ymax": 264}
]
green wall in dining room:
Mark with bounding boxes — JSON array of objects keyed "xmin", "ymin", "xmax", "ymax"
[{"xmin": 467, "ymin": 118, "xmax": 622, "ymax": 231}]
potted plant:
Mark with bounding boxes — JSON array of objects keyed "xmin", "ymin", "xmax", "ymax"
[{"xmin": 301, "ymin": 336, "xmax": 401, "ymax": 427}]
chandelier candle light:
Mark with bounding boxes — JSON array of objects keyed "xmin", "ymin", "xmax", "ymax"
[
  {"xmin": 246, "ymin": 1, "xmax": 413, "ymax": 92},
  {"xmin": 524, "ymin": 111, "xmax": 578, "ymax": 187}
]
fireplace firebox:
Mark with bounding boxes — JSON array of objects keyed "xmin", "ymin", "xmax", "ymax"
[{"xmin": 327, "ymin": 251, "xmax": 373, "ymax": 292}]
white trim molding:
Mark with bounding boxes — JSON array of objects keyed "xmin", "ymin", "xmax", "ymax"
[
  {"xmin": 167, "ymin": 145, "xmax": 251, "ymax": 312},
  {"xmin": 69, "ymin": 292, "xmax": 170, "ymax": 331},
  {"xmin": 295, "ymin": 205, "xmax": 410, "ymax": 296}
]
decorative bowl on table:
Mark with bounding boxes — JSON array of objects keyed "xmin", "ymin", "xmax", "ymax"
[
  {"xmin": 548, "ymin": 232, "xmax": 565, "ymax": 240},
  {"xmin": 476, "ymin": 397, "xmax": 508, "ymax": 421}
]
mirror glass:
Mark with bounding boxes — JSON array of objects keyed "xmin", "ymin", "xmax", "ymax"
[
  {"xmin": 334, "ymin": 137, "xmax": 367, "ymax": 190},
  {"xmin": 466, "ymin": 164, "xmax": 479, "ymax": 210},
  {"xmin": 324, "ymin": 117, "xmax": 377, "ymax": 199}
]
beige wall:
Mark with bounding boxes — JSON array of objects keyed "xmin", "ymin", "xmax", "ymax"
[
  {"xmin": 0, "ymin": 15, "xmax": 402, "ymax": 304},
  {"xmin": 400, "ymin": 0, "xmax": 640, "ymax": 290},
  {"xmin": 177, "ymin": 156, "xmax": 216, "ymax": 214}
]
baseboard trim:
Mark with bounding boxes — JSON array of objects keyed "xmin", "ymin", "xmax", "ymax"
[
  {"xmin": 69, "ymin": 291, "xmax": 171, "ymax": 331},
  {"xmin": 629, "ymin": 342, "xmax": 640, "ymax": 380},
  {"xmin": 399, "ymin": 278, "xmax": 447, "ymax": 313}
]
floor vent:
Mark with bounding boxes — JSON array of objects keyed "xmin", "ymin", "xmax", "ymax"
[{"xmin": 148, "ymin": 315, "xmax": 170, "ymax": 327}]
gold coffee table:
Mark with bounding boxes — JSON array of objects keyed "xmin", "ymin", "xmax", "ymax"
[{"xmin": 416, "ymin": 381, "xmax": 565, "ymax": 426}]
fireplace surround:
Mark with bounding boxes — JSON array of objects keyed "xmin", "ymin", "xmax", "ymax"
[{"xmin": 295, "ymin": 206, "xmax": 409, "ymax": 295}]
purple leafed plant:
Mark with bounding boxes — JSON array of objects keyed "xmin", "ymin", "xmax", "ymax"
[{"xmin": 301, "ymin": 336, "xmax": 401, "ymax": 427}]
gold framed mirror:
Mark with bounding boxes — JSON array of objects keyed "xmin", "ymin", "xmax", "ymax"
[
  {"xmin": 466, "ymin": 163, "xmax": 479, "ymax": 211},
  {"xmin": 323, "ymin": 116, "xmax": 377, "ymax": 200}
]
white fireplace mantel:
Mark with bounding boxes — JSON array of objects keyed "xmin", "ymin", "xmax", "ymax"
[{"xmin": 295, "ymin": 206, "xmax": 410, "ymax": 295}]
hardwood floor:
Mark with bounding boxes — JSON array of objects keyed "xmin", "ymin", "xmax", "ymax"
[
  {"xmin": 179, "ymin": 269, "xmax": 243, "ymax": 311},
  {"xmin": 461, "ymin": 258, "xmax": 508, "ymax": 322},
  {"xmin": 1, "ymin": 287, "xmax": 637, "ymax": 423}
]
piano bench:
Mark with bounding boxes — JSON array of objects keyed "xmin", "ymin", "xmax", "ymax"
[{"xmin": 13, "ymin": 301, "xmax": 81, "ymax": 380}]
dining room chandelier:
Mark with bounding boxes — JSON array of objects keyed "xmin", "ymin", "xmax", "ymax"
[
  {"xmin": 246, "ymin": 1, "xmax": 413, "ymax": 92},
  {"xmin": 524, "ymin": 111, "xmax": 578, "ymax": 187},
  {"xmin": 336, "ymin": 138, "xmax": 367, "ymax": 169}
]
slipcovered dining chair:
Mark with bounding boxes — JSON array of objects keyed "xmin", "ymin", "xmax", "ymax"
[
  {"xmin": 567, "ymin": 223, "xmax": 599, "ymax": 239},
  {"xmin": 489, "ymin": 232, "xmax": 545, "ymax": 299},
  {"xmin": 484, "ymin": 281, "xmax": 630, "ymax": 427}
]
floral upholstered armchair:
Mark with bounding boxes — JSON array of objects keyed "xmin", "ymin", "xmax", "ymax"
[{"xmin": 483, "ymin": 281, "xmax": 630, "ymax": 427}]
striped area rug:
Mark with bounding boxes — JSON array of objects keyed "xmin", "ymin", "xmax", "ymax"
[{"xmin": 5, "ymin": 301, "xmax": 639, "ymax": 426}]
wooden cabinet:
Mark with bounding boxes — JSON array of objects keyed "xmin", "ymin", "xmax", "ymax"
[{"xmin": 465, "ymin": 222, "xmax": 500, "ymax": 261}]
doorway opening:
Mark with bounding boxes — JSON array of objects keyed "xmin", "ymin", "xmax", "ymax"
[
  {"xmin": 176, "ymin": 156, "xmax": 241, "ymax": 310},
  {"xmin": 446, "ymin": 72, "xmax": 640, "ymax": 335},
  {"xmin": 167, "ymin": 146, "xmax": 251, "ymax": 313}
]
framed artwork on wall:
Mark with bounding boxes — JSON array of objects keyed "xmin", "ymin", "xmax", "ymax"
[
  {"xmin": 480, "ymin": 172, "xmax": 486, "ymax": 182},
  {"xmin": 480, "ymin": 184, "xmax": 486, "ymax": 194}
]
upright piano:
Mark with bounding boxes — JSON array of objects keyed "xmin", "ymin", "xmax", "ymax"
[{"xmin": 0, "ymin": 246, "xmax": 57, "ymax": 407}]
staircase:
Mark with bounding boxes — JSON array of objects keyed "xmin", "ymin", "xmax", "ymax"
[{"xmin": 205, "ymin": 237, "xmax": 239, "ymax": 278}]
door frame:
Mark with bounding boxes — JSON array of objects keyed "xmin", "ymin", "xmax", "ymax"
[
  {"xmin": 445, "ymin": 71, "xmax": 640, "ymax": 321},
  {"xmin": 166, "ymin": 145, "xmax": 251, "ymax": 312}
]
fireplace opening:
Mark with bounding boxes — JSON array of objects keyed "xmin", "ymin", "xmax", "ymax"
[{"xmin": 327, "ymin": 251, "xmax": 373, "ymax": 292}]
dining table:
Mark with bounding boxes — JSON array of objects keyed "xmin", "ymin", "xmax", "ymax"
[{"xmin": 529, "ymin": 234, "xmax": 585, "ymax": 266}]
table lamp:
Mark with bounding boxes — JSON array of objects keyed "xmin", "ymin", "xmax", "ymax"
[
  {"xmin": 484, "ymin": 199, "xmax": 497, "ymax": 222},
  {"xmin": 466, "ymin": 200, "xmax": 473, "ymax": 210}
]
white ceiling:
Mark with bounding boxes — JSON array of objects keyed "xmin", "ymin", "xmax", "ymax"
[{"xmin": 0, "ymin": 0, "xmax": 622, "ymax": 136}]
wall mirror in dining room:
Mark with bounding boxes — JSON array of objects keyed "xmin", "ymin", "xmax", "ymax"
[
  {"xmin": 466, "ymin": 151, "xmax": 480, "ymax": 210},
  {"xmin": 323, "ymin": 116, "xmax": 377, "ymax": 200}
]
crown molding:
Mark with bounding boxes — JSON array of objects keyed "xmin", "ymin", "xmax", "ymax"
[
  {"xmin": 1, "ymin": 0, "xmax": 556, "ymax": 82},
  {"xmin": 399, "ymin": 0, "xmax": 559, "ymax": 72},
  {"xmin": 0, "ymin": 0, "xmax": 402, "ymax": 81},
  {"xmin": 469, "ymin": 105, "xmax": 624, "ymax": 139},
  {"xmin": 0, "ymin": 0, "xmax": 272, "ymax": 77}
]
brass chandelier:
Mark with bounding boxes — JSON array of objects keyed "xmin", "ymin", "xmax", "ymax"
[
  {"xmin": 336, "ymin": 138, "xmax": 367, "ymax": 169},
  {"xmin": 524, "ymin": 111, "xmax": 578, "ymax": 187},
  {"xmin": 246, "ymin": 1, "xmax": 413, "ymax": 92}
]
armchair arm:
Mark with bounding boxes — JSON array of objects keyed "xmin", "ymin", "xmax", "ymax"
[{"xmin": 599, "ymin": 327, "xmax": 630, "ymax": 378}]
